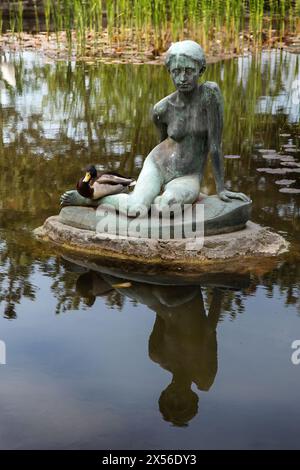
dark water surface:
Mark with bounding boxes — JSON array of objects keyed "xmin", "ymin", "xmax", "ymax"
[{"xmin": 0, "ymin": 50, "xmax": 299, "ymax": 449}]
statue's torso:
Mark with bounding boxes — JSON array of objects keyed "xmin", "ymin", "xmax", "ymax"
[
  {"xmin": 151, "ymin": 83, "xmax": 214, "ymax": 182},
  {"xmin": 166, "ymin": 87, "xmax": 208, "ymax": 142}
]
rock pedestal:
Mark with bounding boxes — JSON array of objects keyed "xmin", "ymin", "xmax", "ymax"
[{"xmin": 34, "ymin": 207, "xmax": 289, "ymax": 274}]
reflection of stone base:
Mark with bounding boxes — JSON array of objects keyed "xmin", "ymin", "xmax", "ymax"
[
  {"xmin": 34, "ymin": 214, "xmax": 289, "ymax": 272},
  {"xmin": 61, "ymin": 253, "xmax": 253, "ymax": 287}
]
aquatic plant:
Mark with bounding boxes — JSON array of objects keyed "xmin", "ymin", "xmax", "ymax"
[{"xmin": 3, "ymin": 1, "xmax": 299, "ymax": 56}]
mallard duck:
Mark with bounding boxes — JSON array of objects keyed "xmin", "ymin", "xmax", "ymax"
[{"xmin": 76, "ymin": 165, "xmax": 136, "ymax": 199}]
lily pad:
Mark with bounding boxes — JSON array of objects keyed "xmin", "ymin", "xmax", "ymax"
[
  {"xmin": 275, "ymin": 179, "xmax": 296, "ymax": 185},
  {"xmin": 280, "ymin": 161, "xmax": 300, "ymax": 168},
  {"xmin": 261, "ymin": 154, "xmax": 282, "ymax": 160},
  {"xmin": 258, "ymin": 149, "xmax": 277, "ymax": 154},
  {"xmin": 279, "ymin": 188, "xmax": 300, "ymax": 194},
  {"xmin": 257, "ymin": 168, "xmax": 286, "ymax": 174},
  {"xmin": 224, "ymin": 155, "xmax": 241, "ymax": 159},
  {"xmin": 279, "ymin": 155, "xmax": 296, "ymax": 161},
  {"xmin": 257, "ymin": 168, "xmax": 300, "ymax": 174}
]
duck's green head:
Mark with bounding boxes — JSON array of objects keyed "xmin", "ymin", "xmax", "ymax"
[
  {"xmin": 77, "ymin": 165, "xmax": 97, "ymax": 198},
  {"xmin": 83, "ymin": 165, "xmax": 97, "ymax": 182}
]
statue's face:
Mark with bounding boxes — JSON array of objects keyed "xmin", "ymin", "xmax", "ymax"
[{"xmin": 169, "ymin": 55, "xmax": 201, "ymax": 93}]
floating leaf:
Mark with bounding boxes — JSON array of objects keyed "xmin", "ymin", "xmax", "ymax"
[
  {"xmin": 275, "ymin": 179, "xmax": 296, "ymax": 186},
  {"xmin": 257, "ymin": 168, "xmax": 285, "ymax": 174},
  {"xmin": 257, "ymin": 168, "xmax": 300, "ymax": 174},
  {"xmin": 280, "ymin": 162, "xmax": 300, "ymax": 168},
  {"xmin": 261, "ymin": 154, "xmax": 282, "ymax": 160},
  {"xmin": 279, "ymin": 188, "xmax": 300, "ymax": 194},
  {"xmin": 258, "ymin": 149, "xmax": 277, "ymax": 154},
  {"xmin": 279, "ymin": 155, "xmax": 295, "ymax": 161}
]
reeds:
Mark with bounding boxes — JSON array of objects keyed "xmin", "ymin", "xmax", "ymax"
[{"xmin": 4, "ymin": 1, "xmax": 300, "ymax": 55}]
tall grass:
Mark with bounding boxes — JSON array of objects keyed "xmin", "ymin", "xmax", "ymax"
[{"xmin": 6, "ymin": 1, "xmax": 300, "ymax": 54}]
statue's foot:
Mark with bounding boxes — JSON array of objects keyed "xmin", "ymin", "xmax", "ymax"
[
  {"xmin": 155, "ymin": 194, "xmax": 178, "ymax": 211},
  {"xmin": 60, "ymin": 190, "xmax": 97, "ymax": 207},
  {"xmin": 218, "ymin": 190, "xmax": 251, "ymax": 203},
  {"xmin": 127, "ymin": 202, "xmax": 149, "ymax": 218}
]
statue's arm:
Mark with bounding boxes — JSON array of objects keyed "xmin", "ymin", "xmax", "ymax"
[
  {"xmin": 152, "ymin": 101, "xmax": 168, "ymax": 142},
  {"xmin": 207, "ymin": 288, "xmax": 223, "ymax": 330},
  {"xmin": 206, "ymin": 82, "xmax": 225, "ymax": 194},
  {"xmin": 206, "ymin": 82, "xmax": 250, "ymax": 203}
]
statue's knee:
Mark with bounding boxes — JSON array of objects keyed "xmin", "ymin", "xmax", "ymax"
[{"xmin": 158, "ymin": 191, "xmax": 178, "ymax": 209}]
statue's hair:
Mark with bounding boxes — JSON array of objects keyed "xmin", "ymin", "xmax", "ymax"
[{"xmin": 165, "ymin": 40, "xmax": 206, "ymax": 74}]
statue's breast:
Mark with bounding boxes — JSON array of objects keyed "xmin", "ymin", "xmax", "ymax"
[
  {"xmin": 167, "ymin": 116, "xmax": 186, "ymax": 141},
  {"xmin": 166, "ymin": 100, "xmax": 207, "ymax": 141}
]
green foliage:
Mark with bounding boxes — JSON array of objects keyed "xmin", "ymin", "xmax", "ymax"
[{"xmin": 6, "ymin": 1, "xmax": 298, "ymax": 55}]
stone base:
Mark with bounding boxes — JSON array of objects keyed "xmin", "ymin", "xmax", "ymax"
[
  {"xmin": 34, "ymin": 215, "xmax": 289, "ymax": 273},
  {"xmin": 58, "ymin": 194, "xmax": 252, "ymax": 237}
]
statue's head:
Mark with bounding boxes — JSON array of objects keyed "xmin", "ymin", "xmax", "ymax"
[
  {"xmin": 165, "ymin": 40, "xmax": 206, "ymax": 93},
  {"xmin": 158, "ymin": 380, "xmax": 199, "ymax": 427}
]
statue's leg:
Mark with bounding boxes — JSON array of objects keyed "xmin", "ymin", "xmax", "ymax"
[
  {"xmin": 101, "ymin": 155, "xmax": 163, "ymax": 215},
  {"xmin": 154, "ymin": 174, "xmax": 200, "ymax": 210},
  {"xmin": 60, "ymin": 188, "xmax": 129, "ymax": 208},
  {"xmin": 129, "ymin": 156, "xmax": 163, "ymax": 212}
]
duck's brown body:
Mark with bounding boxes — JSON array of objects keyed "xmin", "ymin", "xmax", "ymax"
[{"xmin": 77, "ymin": 168, "xmax": 135, "ymax": 200}]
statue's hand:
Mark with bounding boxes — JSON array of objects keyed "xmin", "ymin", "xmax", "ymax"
[{"xmin": 218, "ymin": 190, "xmax": 251, "ymax": 203}]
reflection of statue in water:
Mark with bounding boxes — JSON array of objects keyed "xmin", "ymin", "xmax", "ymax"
[
  {"xmin": 119, "ymin": 282, "xmax": 223, "ymax": 427},
  {"xmin": 149, "ymin": 287, "xmax": 223, "ymax": 426},
  {"xmin": 61, "ymin": 40, "xmax": 250, "ymax": 230},
  {"xmin": 74, "ymin": 267, "xmax": 230, "ymax": 427}
]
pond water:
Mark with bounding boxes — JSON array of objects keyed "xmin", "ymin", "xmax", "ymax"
[{"xmin": 0, "ymin": 49, "xmax": 299, "ymax": 450}]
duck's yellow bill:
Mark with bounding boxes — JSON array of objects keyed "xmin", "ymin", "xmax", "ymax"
[{"xmin": 83, "ymin": 172, "xmax": 91, "ymax": 183}]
